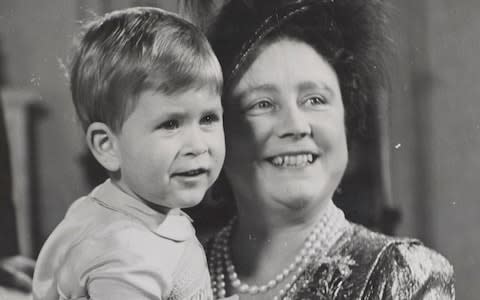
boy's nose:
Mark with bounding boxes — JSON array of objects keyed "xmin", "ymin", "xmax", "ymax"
[{"xmin": 183, "ymin": 128, "xmax": 208, "ymax": 156}]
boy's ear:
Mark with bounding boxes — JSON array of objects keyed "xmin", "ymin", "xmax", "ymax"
[{"xmin": 86, "ymin": 122, "xmax": 121, "ymax": 172}]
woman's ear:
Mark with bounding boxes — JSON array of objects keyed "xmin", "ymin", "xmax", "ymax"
[{"xmin": 86, "ymin": 122, "xmax": 121, "ymax": 172}]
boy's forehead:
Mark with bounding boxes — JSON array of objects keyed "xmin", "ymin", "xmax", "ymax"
[
  {"xmin": 143, "ymin": 65, "xmax": 222, "ymax": 100},
  {"xmin": 136, "ymin": 87, "xmax": 222, "ymax": 112}
]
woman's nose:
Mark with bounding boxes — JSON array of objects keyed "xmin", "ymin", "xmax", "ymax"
[{"xmin": 277, "ymin": 106, "xmax": 311, "ymax": 139}]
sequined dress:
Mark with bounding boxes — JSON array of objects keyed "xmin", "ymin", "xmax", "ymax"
[
  {"xmin": 206, "ymin": 209, "xmax": 455, "ymax": 299},
  {"xmin": 286, "ymin": 223, "xmax": 455, "ymax": 299}
]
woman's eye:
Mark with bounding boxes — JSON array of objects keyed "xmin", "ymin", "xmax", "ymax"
[
  {"xmin": 254, "ymin": 100, "xmax": 272, "ymax": 109},
  {"xmin": 200, "ymin": 113, "xmax": 220, "ymax": 125},
  {"xmin": 158, "ymin": 119, "xmax": 179, "ymax": 130},
  {"xmin": 305, "ymin": 96, "xmax": 328, "ymax": 106},
  {"xmin": 247, "ymin": 100, "xmax": 274, "ymax": 113}
]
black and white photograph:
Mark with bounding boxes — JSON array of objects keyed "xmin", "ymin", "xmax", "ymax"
[{"xmin": 0, "ymin": 0, "xmax": 478, "ymax": 299}]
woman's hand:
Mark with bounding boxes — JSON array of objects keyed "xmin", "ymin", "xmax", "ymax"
[{"xmin": 0, "ymin": 255, "xmax": 35, "ymax": 293}]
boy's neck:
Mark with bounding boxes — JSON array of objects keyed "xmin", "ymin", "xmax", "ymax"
[{"xmin": 110, "ymin": 178, "xmax": 175, "ymax": 215}]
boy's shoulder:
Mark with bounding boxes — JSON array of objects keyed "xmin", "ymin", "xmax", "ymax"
[
  {"xmin": 63, "ymin": 201, "xmax": 186, "ymax": 268},
  {"xmin": 58, "ymin": 191, "xmax": 190, "ymax": 252},
  {"xmin": 59, "ymin": 193, "xmax": 147, "ymax": 244},
  {"xmin": 63, "ymin": 183, "xmax": 197, "ymax": 248},
  {"xmin": 38, "ymin": 193, "xmax": 152, "ymax": 260},
  {"xmin": 36, "ymin": 192, "xmax": 191, "ymax": 280},
  {"xmin": 34, "ymin": 191, "xmax": 197, "ymax": 300},
  {"xmin": 37, "ymin": 180, "xmax": 200, "ymax": 277}
]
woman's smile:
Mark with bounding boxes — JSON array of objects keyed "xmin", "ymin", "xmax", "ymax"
[
  {"xmin": 224, "ymin": 39, "xmax": 347, "ymax": 209},
  {"xmin": 266, "ymin": 152, "xmax": 318, "ymax": 168}
]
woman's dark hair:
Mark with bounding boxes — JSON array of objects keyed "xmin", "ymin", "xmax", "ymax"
[
  {"xmin": 181, "ymin": 0, "xmax": 392, "ymax": 230},
  {"xmin": 207, "ymin": 0, "xmax": 390, "ymax": 137}
]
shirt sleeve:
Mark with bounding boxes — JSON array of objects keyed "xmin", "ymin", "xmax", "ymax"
[
  {"xmin": 84, "ymin": 250, "xmax": 167, "ymax": 300},
  {"xmin": 60, "ymin": 226, "xmax": 182, "ymax": 300},
  {"xmin": 366, "ymin": 241, "xmax": 455, "ymax": 300}
]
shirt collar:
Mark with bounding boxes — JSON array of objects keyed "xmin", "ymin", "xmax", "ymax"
[{"xmin": 90, "ymin": 179, "xmax": 194, "ymax": 242}]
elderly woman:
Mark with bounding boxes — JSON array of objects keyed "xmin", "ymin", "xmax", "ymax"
[{"xmin": 182, "ymin": 0, "xmax": 455, "ymax": 299}]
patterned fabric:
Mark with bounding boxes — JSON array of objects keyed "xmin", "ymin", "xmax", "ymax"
[
  {"xmin": 206, "ymin": 221, "xmax": 454, "ymax": 299},
  {"xmin": 33, "ymin": 180, "xmax": 213, "ymax": 300},
  {"xmin": 286, "ymin": 223, "xmax": 455, "ymax": 299}
]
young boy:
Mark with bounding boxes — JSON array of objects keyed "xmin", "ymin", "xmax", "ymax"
[{"xmin": 32, "ymin": 7, "xmax": 225, "ymax": 300}]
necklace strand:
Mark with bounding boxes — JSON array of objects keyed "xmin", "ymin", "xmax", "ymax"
[{"xmin": 208, "ymin": 202, "xmax": 347, "ymax": 299}]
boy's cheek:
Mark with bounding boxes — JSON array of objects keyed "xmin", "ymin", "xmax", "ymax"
[{"xmin": 210, "ymin": 130, "xmax": 226, "ymax": 155}]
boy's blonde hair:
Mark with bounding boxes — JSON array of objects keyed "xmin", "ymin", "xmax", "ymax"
[{"xmin": 70, "ymin": 7, "xmax": 223, "ymax": 132}]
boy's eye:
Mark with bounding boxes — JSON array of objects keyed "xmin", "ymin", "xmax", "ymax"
[
  {"xmin": 158, "ymin": 119, "xmax": 179, "ymax": 130},
  {"xmin": 200, "ymin": 113, "xmax": 220, "ymax": 125}
]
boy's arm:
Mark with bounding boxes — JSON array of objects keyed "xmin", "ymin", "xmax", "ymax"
[
  {"xmin": 82, "ymin": 247, "xmax": 171, "ymax": 300},
  {"xmin": 65, "ymin": 228, "xmax": 175, "ymax": 300},
  {"xmin": 88, "ymin": 276, "xmax": 164, "ymax": 300}
]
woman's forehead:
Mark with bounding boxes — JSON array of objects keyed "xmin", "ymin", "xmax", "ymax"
[{"xmin": 232, "ymin": 39, "xmax": 339, "ymax": 95}]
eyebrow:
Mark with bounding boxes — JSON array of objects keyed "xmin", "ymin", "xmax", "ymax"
[
  {"xmin": 150, "ymin": 102, "xmax": 223, "ymax": 122},
  {"xmin": 150, "ymin": 111, "xmax": 186, "ymax": 124},
  {"xmin": 297, "ymin": 81, "xmax": 335, "ymax": 97},
  {"xmin": 235, "ymin": 81, "xmax": 335, "ymax": 99},
  {"xmin": 234, "ymin": 83, "xmax": 278, "ymax": 99}
]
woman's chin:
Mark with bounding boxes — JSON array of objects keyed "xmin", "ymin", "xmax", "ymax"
[
  {"xmin": 276, "ymin": 196, "xmax": 311, "ymax": 211},
  {"xmin": 270, "ymin": 187, "xmax": 332, "ymax": 212}
]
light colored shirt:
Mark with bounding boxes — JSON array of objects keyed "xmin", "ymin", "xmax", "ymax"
[{"xmin": 32, "ymin": 179, "xmax": 213, "ymax": 300}]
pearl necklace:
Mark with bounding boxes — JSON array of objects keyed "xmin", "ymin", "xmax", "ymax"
[{"xmin": 208, "ymin": 201, "xmax": 347, "ymax": 299}]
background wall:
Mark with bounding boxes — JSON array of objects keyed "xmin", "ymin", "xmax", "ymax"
[
  {"xmin": 0, "ymin": 0, "xmax": 179, "ymax": 250},
  {"xmin": 388, "ymin": 1, "xmax": 480, "ymax": 297},
  {"xmin": 0, "ymin": 0, "xmax": 479, "ymax": 298},
  {"xmin": 422, "ymin": 0, "xmax": 480, "ymax": 295},
  {"xmin": 0, "ymin": 0, "xmax": 88, "ymax": 251}
]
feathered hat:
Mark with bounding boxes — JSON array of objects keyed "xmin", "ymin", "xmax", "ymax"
[{"xmin": 181, "ymin": 0, "xmax": 390, "ymax": 135}]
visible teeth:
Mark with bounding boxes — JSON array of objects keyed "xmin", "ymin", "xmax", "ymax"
[
  {"xmin": 286, "ymin": 156, "xmax": 293, "ymax": 165},
  {"xmin": 293, "ymin": 156, "xmax": 300, "ymax": 166},
  {"xmin": 270, "ymin": 154, "xmax": 315, "ymax": 167},
  {"xmin": 272, "ymin": 156, "xmax": 284, "ymax": 166},
  {"xmin": 307, "ymin": 154, "xmax": 313, "ymax": 163},
  {"xmin": 294, "ymin": 156, "xmax": 300, "ymax": 165}
]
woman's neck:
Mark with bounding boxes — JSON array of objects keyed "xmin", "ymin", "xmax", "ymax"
[
  {"xmin": 230, "ymin": 197, "xmax": 333, "ymax": 284},
  {"xmin": 234, "ymin": 191, "xmax": 332, "ymax": 237},
  {"xmin": 209, "ymin": 196, "xmax": 347, "ymax": 299}
]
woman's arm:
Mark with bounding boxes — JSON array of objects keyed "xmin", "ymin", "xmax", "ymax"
[{"xmin": 365, "ymin": 242, "xmax": 455, "ymax": 299}]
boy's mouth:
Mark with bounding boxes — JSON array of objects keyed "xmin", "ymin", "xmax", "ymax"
[{"xmin": 172, "ymin": 168, "xmax": 208, "ymax": 177}]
